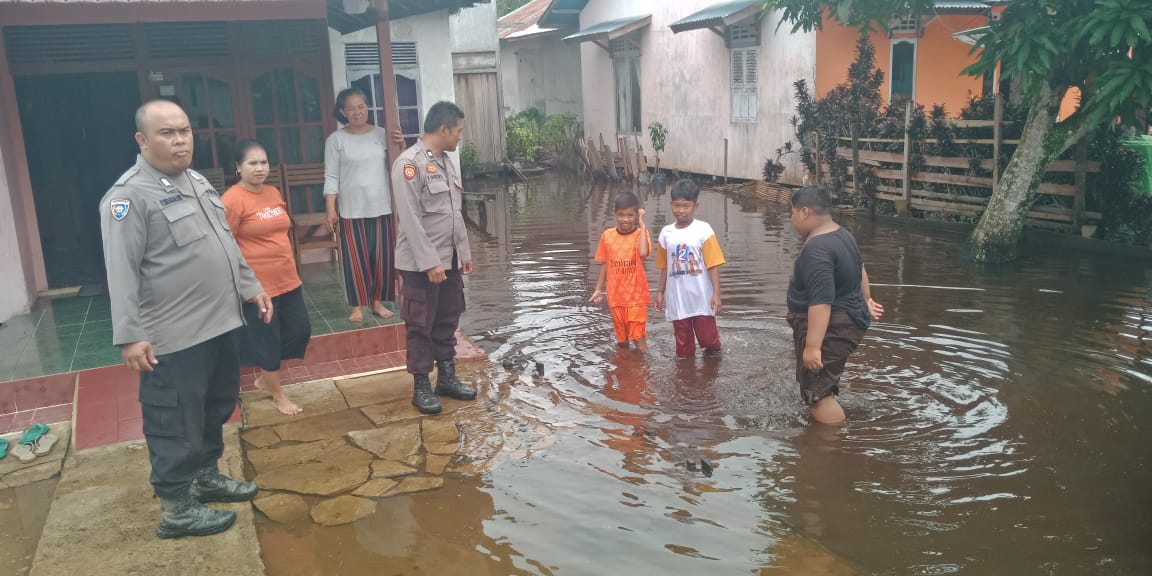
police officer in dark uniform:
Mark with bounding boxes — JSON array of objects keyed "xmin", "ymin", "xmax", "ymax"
[
  {"xmin": 391, "ymin": 101, "xmax": 476, "ymax": 414},
  {"xmin": 100, "ymin": 100, "xmax": 273, "ymax": 539}
]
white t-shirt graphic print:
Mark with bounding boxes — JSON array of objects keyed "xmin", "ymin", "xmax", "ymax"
[{"xmin": 656, "ymin": 220, "xmax": 726, "ymax": 321}]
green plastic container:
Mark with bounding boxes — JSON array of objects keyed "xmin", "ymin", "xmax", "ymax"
[{"xmin": 1123, "ymin": 136, "xmax": 1152, "ymax": 196}]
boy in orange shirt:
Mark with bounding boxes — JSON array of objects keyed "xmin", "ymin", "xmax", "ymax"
[{"xmin": 590, "ymin": 192, "xmax": 652, "ymax": 351}]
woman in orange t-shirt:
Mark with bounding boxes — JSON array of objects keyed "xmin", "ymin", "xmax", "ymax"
[{"xmin": 223, "ymin": 140, "xmax": 311, "ymax": 415}]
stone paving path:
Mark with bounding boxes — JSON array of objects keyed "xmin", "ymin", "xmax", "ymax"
[{"xmin": 241, "ymin": 368, "xmax": 502, "ymax": 527}]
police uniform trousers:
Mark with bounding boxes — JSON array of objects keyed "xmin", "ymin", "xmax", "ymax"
[
  {"xmin": 400, "ymin": 257, "xmax": 465, "ymax": 375},
  {"xmin": 139, "ymin": 330, "xmax": 241, "ymax": 498}
]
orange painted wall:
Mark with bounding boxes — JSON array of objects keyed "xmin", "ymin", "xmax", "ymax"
[{"xmin": 816, "ymin": 13, "xmax": 990, "ymax": 115}]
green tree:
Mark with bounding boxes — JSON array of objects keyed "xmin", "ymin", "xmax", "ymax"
[
  {"xmin": 498, "ymin": 0, "xmax": 531, "ymax": 17},
  {"xmin": 763, "ymin": 0, "xmax": 1152, "ymax": 262}
]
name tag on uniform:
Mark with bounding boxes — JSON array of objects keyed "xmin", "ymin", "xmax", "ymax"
[{"xmin": 159, "ymin": 194, "xmax": 184, "ymax": 207}]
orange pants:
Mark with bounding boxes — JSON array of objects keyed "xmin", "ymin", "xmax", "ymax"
[{"xmin": 611, "ymin": 306, "xmax": 648, "ymax": 344}]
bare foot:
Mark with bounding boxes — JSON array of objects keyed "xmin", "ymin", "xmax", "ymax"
[
  {"xmin": 348, "ymin": 307, "xmax": 364, "ymax": 323},
  {"xmin": 255, "ymin": 375, "xmax": 303, "ymax": 415},
  {"xmin": 372, "ymin": 302, "xmax": 394, "ymax": 319},
  {"xmin": 270, "ymin": 393, "xmax": 303, "ymax": 416}
]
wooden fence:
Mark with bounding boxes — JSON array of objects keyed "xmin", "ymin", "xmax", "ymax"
[
  {"xmin": 577, "ymin": 133, "xmax": 649, "ymax": 182},
  {"xmin": 829, "ymin": 97, "xmax": 1101, "ymax": 231}
]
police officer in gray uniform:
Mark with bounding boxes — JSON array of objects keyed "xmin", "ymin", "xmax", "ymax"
[
  {"xmin": 391, "ymin": 101, "xmax": 476, "ymax": 414},
  {"xmin": 100, "ymin": 99, "xmax": 274, "ymax": 539}
]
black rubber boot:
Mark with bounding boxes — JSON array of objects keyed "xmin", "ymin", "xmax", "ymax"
[
  {"xmin": 435, "ymin": 360, "xmax": 477, "ymax": 401},
  {"xmin": 412, "ymin": 373, "xmax": 442, "ymax": 415},
  {"xmin": 190, "ymin": 465, "xmax": 258, "ymax": 503},
  {"xmin": 156, "ymin": 491, "xmax": 237, "ymax": 539}
]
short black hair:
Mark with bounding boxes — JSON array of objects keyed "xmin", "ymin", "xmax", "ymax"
[
  {"xmin": 614, "ymin": 192, "xmax": 640, "ymax": 211},
  {"xmin": 423, "ymin": 101, "xmax": 465, "ymax": 134},
  {"xmin": 333, "ymin": 87, "xmax": 368, "ymax": 124},
  {"xmin": 233, "ymin": 139, "xmax": 266, "ymax": 166},
  {"xmin": 669, "ymin": 179, "xmax": 699, "ymax": 202},
  {"xmin": 791, "ymin": 185, "xmax": 833, "ymax": 215}
]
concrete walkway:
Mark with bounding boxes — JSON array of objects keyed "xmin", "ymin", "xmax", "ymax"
[{"xmin": 29, "ymin": 424, "xmax": 264, "ymax": 576}]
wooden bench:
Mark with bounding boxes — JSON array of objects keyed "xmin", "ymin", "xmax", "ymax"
[{"xmin": 281, "ymin": 163, "xmax": 338, "ymax": 267}]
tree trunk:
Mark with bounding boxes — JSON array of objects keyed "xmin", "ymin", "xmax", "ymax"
[{"xmin": 968, "ymin": 82, "xmax": 1082, "ymax": 263}]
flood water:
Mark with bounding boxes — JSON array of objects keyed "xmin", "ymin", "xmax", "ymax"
[{"xmin": 259, "ymin": 174, "xmax": 1152, "ymax": 575}]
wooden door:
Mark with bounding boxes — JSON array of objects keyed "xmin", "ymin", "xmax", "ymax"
[
  {"xmin": 453, "ymin": 72, "xmax": 504, "ymax": 164},
  {"xmin": 15, "ymin": 72, "xmax": 141, "ymax": 288}
]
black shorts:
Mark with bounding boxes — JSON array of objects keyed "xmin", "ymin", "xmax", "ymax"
[
  {"xmin": 787, "ymin": 310, "xmax": 866, "ymax": 406},
  {"xmin": 239, "ymin": 286, "xmax": 312, "ymax": 372}
]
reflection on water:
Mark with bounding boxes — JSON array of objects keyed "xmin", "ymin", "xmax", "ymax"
[{"xmin": 261, "ymin": 175, "xmax": 1152, "ymax": 575}]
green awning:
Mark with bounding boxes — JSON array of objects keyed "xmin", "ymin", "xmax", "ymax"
[
  {"xmin": 562, "ymin": 14, "xmax": 651, "ymax": 44},
  {"xmin": 669, "ymin": 0, "xmax": 760, "ymax": 33}
]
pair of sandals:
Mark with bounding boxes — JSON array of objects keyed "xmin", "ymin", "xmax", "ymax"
[{"xmin": 0, "ymin": 423, "xmax": 58, "ymax": 462}]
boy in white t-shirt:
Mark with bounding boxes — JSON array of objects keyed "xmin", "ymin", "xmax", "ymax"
[{"xmin": 655, "ymin": 179, "xmax": 726, "ymax": 357}]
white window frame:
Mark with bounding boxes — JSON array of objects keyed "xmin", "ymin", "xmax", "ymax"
[
  {"xmin": 345, "ymin": 42, "xmax": 422, "ymax": 144},
  {"xmin": 889, "ymin": 15, "xmax": 920, "ymax": 34},
  {"xmin": 889, "ymin": 39, "xmax": 917, "ymax": 101},
  {"xmin": 729, "ymin": 23, "xmax": 759, "ymax": 124},
  {"xmin": 611, "ymin": 36, "xmax": 642, "ymax": 134}
]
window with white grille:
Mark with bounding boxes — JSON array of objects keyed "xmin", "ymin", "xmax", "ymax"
[
  {"xmin": 729, "ymin": 24, "xmax": 758, "ymax": 123},
  {"xmin": 345, "ymin": 43, "xmax": 422, "ymax": 145},
  {"xmin": 890, "ymin": 15, "xmax": 919, "ymax": 34}
]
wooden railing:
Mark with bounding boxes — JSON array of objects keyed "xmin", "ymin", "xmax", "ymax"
[{"xmin": 829, "ymin": 98, "xmax": 1100, "ymax": 231}]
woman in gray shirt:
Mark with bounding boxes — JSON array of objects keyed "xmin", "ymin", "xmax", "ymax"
[{"xmin": 324, "ymin": 87, "xmax": 402, "ymax": 323}]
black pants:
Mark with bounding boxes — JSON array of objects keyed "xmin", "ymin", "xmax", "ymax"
[
  {"xmin": 139, "ymin": 330, "xmax": 240, "ymax": 499},
  {"xmin": 400, "ymin": 267, "xmax": 465, "ymax": 375},
  {"xmin": 239, "ymin": 286, "xmax": 312, "ymax": 372}
]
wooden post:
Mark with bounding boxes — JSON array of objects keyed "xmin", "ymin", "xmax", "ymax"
[
  {"xmin": 723, "ymin": 138, "xmax": 729, "ymax": 184},
  {"xmin": 375, "ymin": 0, "xmax": 404, "ymax": 300},
  {"xmin": 849, "ymin": 122, "xmax": 860, "ymax": 200},
  {"xmin": 992, "ymin": 92, "xmax": 1003, "ymax": 188},
  {"xmin": 899, "ymin": 100, "xmax": 912, "ymax": 215},
  {"xmin": 636, "ymin": 142, "xmax": 648, "ymax": 182},
  {"xmin": 1073, "ymin": 140, "xmax": 1088, "ymax": 228},
  {"xmin": 600, "ymin": 133, "xmax": 617, "ymax": 180},
  {"xmin": 376, "ymin": 1, "xmax": 404, "ymax": 166}
]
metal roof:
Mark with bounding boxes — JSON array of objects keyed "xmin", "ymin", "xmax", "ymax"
[
  {"xmin": 669, "ymin": 0, "xmax": 760, "ymax": 33},
  {"xmin": 951, "ymin": 25, "xmax": 990, "ymax": 45},
  {"xmin": 498, "ymin": 0, "xmax": 553, "ymax": 39},
  {"xmin": 562, "ymin": 14, "xmax": 651, "ymax": 43},
  {"xmin": 540, "ymin": 0, "xmax": 588, "ymax": 29},
  {"xmin": 327, "ymin": 0, "xmax": 491, "ymax": 35},
  {"xmin": 933, "ymin": 0, "xmax": 990, "ymax": 12}
]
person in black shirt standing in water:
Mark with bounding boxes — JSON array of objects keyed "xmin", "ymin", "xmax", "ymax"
[{"xmin": 786, "ymin": 185, "xmax": 884, "ymax": 424}]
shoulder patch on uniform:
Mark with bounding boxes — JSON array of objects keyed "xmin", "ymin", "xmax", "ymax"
[
  {"xmin": 426, "ymin": 164, "xmax": 438, "ymax": 174},
  {"xmin": 110, "ymin": 199, "xmax": 131, "ymax": 221},
  {"xmin": 404, "ymin": 164, "xmax": 417, "ymax": 180},
  {"xmin": 188, "ymin": 170, "xmax": 205, "ymax": 182}
]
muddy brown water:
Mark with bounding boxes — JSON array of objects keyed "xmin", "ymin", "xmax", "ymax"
[{"xmin": 257, "ymin": 175, "xmax": 1152, "ymax": 575}]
